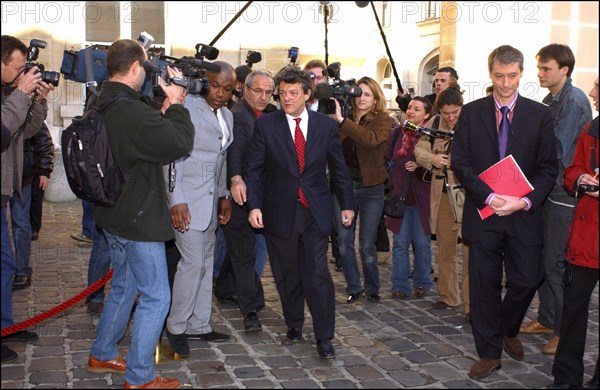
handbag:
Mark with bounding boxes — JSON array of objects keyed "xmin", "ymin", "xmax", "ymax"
[
  {"xmin": 414, "ymin": 166, "xmax": 433, "ymax": 183},
  {"xmin": 384, "ymin": 193, "xmax": 407, "ymax": 218},
  {"xmin": 445, "ymin": 178, "xmax": 465, "ymax": 223}
]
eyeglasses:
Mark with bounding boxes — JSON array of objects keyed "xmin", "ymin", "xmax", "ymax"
[
  {"xmin": 278, "ymin": 89, "xmax": 301, "ymax": 99},
  {"xmin": 246, "ymin": 85, "xmax": 273, "ymax": 97}
]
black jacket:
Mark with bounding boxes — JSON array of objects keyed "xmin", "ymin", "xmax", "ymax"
[{"xmin": 22, "ymin": 121, "xmax": 54, "ymax": 187}]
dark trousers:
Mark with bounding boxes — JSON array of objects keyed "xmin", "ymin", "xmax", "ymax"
[
  {"xmin": 266, "ymin": 203, "xmax": 335, "ymax": 341},
  {"xmin": 552, "ymin": 264, "xmax": 599, "ymax": 386},
  {"xmin": 469, "ymin": 220, "xmax": 544, "ymax": 359},
  {"xmin": 29, "ymin": 176, "xmax": 43, "ymax": 234},
  {"xmin": 216, "ymin": 203, "xmax": 264, "ymax": 316}
]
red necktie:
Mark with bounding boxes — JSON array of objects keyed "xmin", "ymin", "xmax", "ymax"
[{"xmin": 294, "ymin": 118, "xmax": 309, "ymax": 208}]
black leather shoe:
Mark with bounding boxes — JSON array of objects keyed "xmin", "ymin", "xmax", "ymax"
[
  {"xmin": 584, "ymin": 377, "xmax": 599, "ymax": 389},
  {"xmin": 186, "ymin": 331, "xmax": 230, "ymax": 342},
  {"xmin": 286, "ymin": 327, "xmax": 302, "ymax": 342},
  {"xmin": 217, "ymin": 295, "xmax": 239, "ymax": 305},
  {"xmin": 546, "ymin": 384, "xmax": 581, "ymax": 389},
  {"xmin": 244, "ymin": 312, "xmax": 262, "ymax": 332},
  {"xmin": 1, "ymin": 345, "xmax": 17, "ymax": 363},
  {"xmin": 346, "ymin": 290, "xmax": 363, "ymax": 303},
  {"xmin": 366, "ymin": 293, "xmax": 381, "ymax": 303},
  {"xmin": 31, "ymin": 231, "xmax": 39, "ymax": 241},
  {"xmin": 12, "ymin": 275, "xmax": 31, "ymax": 290},
  {"xmin": 1, "ymin": 330, "xmax": 38, "ymax": 343},
  {"xmin": 316, "ymin": 339, "xmax": 335, "ymax": 359},
  {"xmin": 166, "ymin": 330, "xmax": 189, "ymax": 357}
]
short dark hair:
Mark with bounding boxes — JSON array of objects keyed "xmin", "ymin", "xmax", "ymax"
[
  {"xmin": 235, "ymin": 65, "xmax": 252, "ymax": 84},
  {"xmin": 1, "ymin": 35, "xmax": 27, "ymax": 65},
  {"xmin": 411, "ymin": 96, "xmax": 434, "ymax": 122},
  {"xmin": 536, "ymin": 44, "xmax": 576, "ymax": 78},
  {"xmin": 437, "ymin": 66, "xmax": 459, "ymax": 81},
  {"xmin": 303, "ymin": 59, "xmax": 326, "ymax": 72},
  {"xmin": 207, "ymin": 61, "xmax": 235, "ymax": 79},
  {"xmin": 488, "ymin": 45, "xmax": 524, "ymax": 72},
  {"xmin": 107, "ymin": 39, "xmax": 146, "ymax": 78},
  {"xmin": 274, "ymin": 66, "xmax": 313, "ymax": 94},
  {"xmin": 435, "ymin": 85, "xmax": 463, "ymax": 109}
]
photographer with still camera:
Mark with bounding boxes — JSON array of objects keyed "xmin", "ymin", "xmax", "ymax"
[
  {"xmin": 1, "ymin": 35, "xmax": 55, "ymax": 363},
  {"xmin": 86, "ymin": 39, "xmax": 194, "ymax": 389},
  {"xmin": 549, "ymin": 76, "xmax": 599, "ymax": 390},
  {"xmin": 327, "ymin": 76, "xmax": 394, "ymax": 304}
]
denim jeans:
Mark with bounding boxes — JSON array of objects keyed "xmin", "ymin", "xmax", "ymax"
[
  {"xmin": 10, "ymin": 184, "xmax": 32, "ymax": 277},
  {"xmin": 86, "ymin": 224, "xmax": 111, "ymax": 304},
  {"xmin": 254, "ymin": 232, "xmax": 267, "ymax": 277},
  {"xmin": 81, "ymin": 199, "xmax": 95, "ymax": 239},
  {"xmin": 1, "ymin": 205, "xmax": 16, "ymax": 328},
  {"xmin": 213, "ymin": 224, "xmax": 227, "ymax": 278},
  {"xmin": 334, "ymin": 183, "xmax": 384, "ymax": 295},
  {"xmin": 90, "ymin": 232, "xmax": 170, "ymax": 386},
  {"xmin": 391, "ymin": 205, "xmax": 432, "ymax": 295},
  {"xmin": 215, "ymin": 224, "xmax": 268, "ymax": 278}
]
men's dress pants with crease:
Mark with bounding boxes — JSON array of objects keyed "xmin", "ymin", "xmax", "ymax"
[{"xmin": 167, "ymin": 222, "xmax": 216, "ymax": 335}]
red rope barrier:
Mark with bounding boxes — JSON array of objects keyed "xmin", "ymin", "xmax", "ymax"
[{"xmin": 1, "ymin": 269, "xmax": 113, "ymax": 337}]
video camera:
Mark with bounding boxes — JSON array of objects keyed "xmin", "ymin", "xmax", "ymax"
[
  {"xmin": 25, "ymin": 39, "xmax": 60, "ymax": 87},
  {"xmin": 315, "ymin": 62, "xmax": 362, "ymax": 118},
  {"xmin": 141, "ymin": 53, "xmax": 220, "ymax": 100}
]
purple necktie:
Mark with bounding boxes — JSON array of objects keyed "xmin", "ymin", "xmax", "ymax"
[{"xmin": 498, "ymin": 106, "xmax": 510, "ymax": 159}]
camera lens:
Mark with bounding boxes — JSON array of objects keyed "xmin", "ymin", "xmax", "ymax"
[{"xmin": 41, "ymin": 70, "xmax": 60, "ymax": 87}]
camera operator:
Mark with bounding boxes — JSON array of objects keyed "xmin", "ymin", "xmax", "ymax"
[
  {"xmin": 328, "ymin": 76, "xmax": 394, "ymax": 304},
  {"xmin": 1, "ymin": 34, "xmax": 54, "ymax": 363},
  {"xmin": 303, "ymin": 59, "xmax": 328, "ymax": 111},
  {"xmin": 86, "ymin": 39, "xmax": 194, "ymax": 389}
]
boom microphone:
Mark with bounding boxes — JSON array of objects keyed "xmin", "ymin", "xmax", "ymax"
[
  {"xmin": 313, "ymin": 83, "xmax": 334, "ymax": 100},
  {"xmin": 402, "ymin": 120, "xmax": 454, "ymax": 137}
]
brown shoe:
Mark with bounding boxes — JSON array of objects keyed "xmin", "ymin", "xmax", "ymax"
[
  {"xmin": 468, "ymin": 358, "xmax": 502, "ymax": 380},
  {"xmin": 87, "ymin": 354, "xmax": 126, "ymax": 373},
  {"xmin": 124, "ymin": 376, "xmax": 180, "ymax": 389},
  {"xmin": 432, "ymin": 301, "xmax": 450, "ymax": 309},
  {"xmin": 503, "ymin": 335, "xmax": 524, "ymax": 361},
  {"xmin": 542, "ymin": 336, "xmax": 559, "ymax": 355},
  {"xmin": 519, "ymin": 319, "xmax": 553, "ymax": 335}
]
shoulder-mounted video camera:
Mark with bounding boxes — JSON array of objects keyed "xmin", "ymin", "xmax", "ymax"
[
  {"xmin": 315, "ymin": 62, "xmax": 362, "ymax": 118},
  {"xmin": 25, "ymin": 39, "xmax": 60, "ymax": 87}
]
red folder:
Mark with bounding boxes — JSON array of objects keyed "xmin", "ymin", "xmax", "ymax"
[{"xmin": 477, "ymin": 154, "xmax": 534, "ymax": 219}]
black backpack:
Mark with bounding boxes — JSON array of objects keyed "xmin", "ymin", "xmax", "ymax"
[{"xmin": 61, "ymin": 94, "xmax": 133, "ymax": 207}]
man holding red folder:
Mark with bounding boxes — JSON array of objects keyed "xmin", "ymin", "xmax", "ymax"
[{"xmin": 452, "ymin": 45, "xmax": 558, "ymax": 380}]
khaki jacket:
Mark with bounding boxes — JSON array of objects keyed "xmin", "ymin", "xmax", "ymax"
[{"xmin": 414, "ymin": 116, "xmax": 461, "ymax": 233}]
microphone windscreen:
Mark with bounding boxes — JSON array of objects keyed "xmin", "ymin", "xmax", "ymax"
[
  {"xmin": 247, "ymin": 51, "xmax": 262, "ymax": 64},
  {"xmin": 313, "ymin": 83, "xmax": 334, "ymax": 100},
  {"xmin": 355, "ymin": 1, "xmax": 370, "ymax": 8}
]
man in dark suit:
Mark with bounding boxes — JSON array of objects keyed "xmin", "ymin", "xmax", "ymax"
[
  {"xmin": 245, "ymin": 66, "xmax": 355, "ymax": 359},
  {"xmin": 215, "ymin": 70, "xmax": 276, "ymax": 332},
  {"xmin": 452, "ymin": 45, "xmax": 558, "ymax": 380}
]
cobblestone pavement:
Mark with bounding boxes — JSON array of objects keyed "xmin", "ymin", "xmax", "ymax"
[{"xmin": 1, "ymin": 200, "xmax": 598, "ymax": 388}]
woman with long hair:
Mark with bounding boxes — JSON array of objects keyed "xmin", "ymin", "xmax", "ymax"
[{"xmin": 329, "ymin": 76, "xmax": 394, "ymax": 303}]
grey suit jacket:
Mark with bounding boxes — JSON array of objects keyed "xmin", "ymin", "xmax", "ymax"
[{"xmin": 165, "ymin": 95, "xmax": 233, "ymax": 231}]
